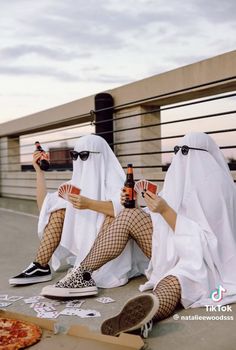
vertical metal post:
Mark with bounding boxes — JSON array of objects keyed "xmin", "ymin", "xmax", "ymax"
[{"xmin": 94, "ymin": 93, "xmax": 114, "ymax": 150}]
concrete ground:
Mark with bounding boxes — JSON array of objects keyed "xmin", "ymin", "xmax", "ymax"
[{"xmin": 0, "ymin": 207, "xmax": 236, "ymax": 350}]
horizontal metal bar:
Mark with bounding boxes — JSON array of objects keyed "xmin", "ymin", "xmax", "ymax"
[
  {"xmin": 2, "ymin": 94, "xmax": 236, "ymax": 152},
  {"xmin": 95, "ymin": 109, "xmax": 236, "ymax": 136},
  {"xmin": 94, "ymin": 93, "xmax": 236, "ymax": 126},
  {"xmin": 0, "ymin": 122, "xmax": 94, "ymax": 153},
  {"xmin": 1, "ymin": 142, "xmax": 236, "ymax": 162},
  {"xmin": 1, "ymin": 185, "xmax": 57, "ymax": 190},
  {"xmin": 92, "ymin": 76, "xmax": 236, "ymax": 114},
  {"xmin": 110, "ymin": 129, "xmax": 236, "ymax": 146},
  {"xmin": 116, "ymin": 145, "xmax": 236, "ymax": 157}
]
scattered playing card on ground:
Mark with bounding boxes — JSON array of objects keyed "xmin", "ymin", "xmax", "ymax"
[
  {"xmin": 79, "ymin": 309, "xmax": 101, "ymax": 318},
  {"xmin": 30, "ymin": 301, "xmax": 57, "ymax": 309},
  {"xmin": 66, "ymin": 300, "xmax": 85, "ymax": 308},
  {"xmin": 7, "ymin": 296, "xmax": 24, "ymax": 302},
  {"xmin": 24, "ymin": 296, "xmax": 45, "ymax": 304},
  {"xmin": 60, "ymin": 308, "xmax": 82, "ymax": 316},
  {"xmin": 36, "ymin": 310, "xmax": 60, "ymax": 319},
  {"xmin": 33, "ymin": 304, "xmax": 56, "ymax": 313},
  {"xmin": 0, "ymin": 302, "xmax": 13, "ymax": 307},
  {"xmin": 96, "ymin": 297, "xmax": 115, "ymax": 304}
]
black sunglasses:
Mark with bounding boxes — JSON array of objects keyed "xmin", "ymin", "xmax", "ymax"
[
  {"xmin": 70, "ymin": 150, "xmax": 100, "ymax": 161},
  {"xmin": 174, "ymin": 145, "xmax": 208, "ymax": 155}
]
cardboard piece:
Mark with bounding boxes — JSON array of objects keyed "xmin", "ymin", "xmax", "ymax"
[{"xmin": 0, "ymin": 309, "xmax": 144, "ymax": 349}]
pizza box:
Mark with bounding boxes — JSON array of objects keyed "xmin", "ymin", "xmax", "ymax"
[{"xmin": 0, "ymin": 309, "xmax": 144, "ymax": 350}]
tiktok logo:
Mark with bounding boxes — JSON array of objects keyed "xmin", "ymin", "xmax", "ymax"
[{"xmin": 210, "ymin": 285, "xmax": 227, "ymax": 302}]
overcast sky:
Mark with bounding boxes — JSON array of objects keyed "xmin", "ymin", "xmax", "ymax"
[{"xmin": 0, "ymin": 0, "xmax": 235, "ymax": 124}]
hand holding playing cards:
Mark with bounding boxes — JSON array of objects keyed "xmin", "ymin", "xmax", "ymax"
[
  {"xmin": 58, "ymin": 183, "xmax": 81, "ymax": 202},
  {"xmin": 67, "ymin": 193, "xmax": 91, "ymax": 210},
  {"xmin": 143, "ymin": 191, "xmax": 168, "ymax": 214},
  {"xmin": 144, "ymin": 191, "xmax": 177, "ymax": 231}
]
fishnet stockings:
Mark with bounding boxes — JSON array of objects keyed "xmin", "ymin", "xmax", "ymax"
[
  {"xmin": 152, "ymin": 275, "xmax": 181, "ymax": 321},
  {"xmin": 82, "ymin": 208, "xmax": 153, "ymax": 271},
  {"xmin": 35, "ymin": 209, "xmax": 65, "ymax": 266},
  {"xmin": 81, "ymin": 209, "xmax": 181, "ymax": 321}
]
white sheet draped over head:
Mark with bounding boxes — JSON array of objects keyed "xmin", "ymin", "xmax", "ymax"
[
  {"xmin": 140, "ymin": 132, "xmax": 236, "ymax": 308},
  {"xmin": 38, "ymin": 134, "xmax": 149, "ymax": 288}
]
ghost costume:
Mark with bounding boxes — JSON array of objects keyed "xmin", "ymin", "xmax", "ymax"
[
  {"xmin": 38, "ymin": 135, "xmax": 148, "ymax": 288},
  {"xmin": 140, "ymin": 132, "xmax": 236, "ymax": 308}
]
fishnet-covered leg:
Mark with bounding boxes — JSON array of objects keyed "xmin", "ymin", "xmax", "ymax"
[
  {"xmin": 81, "ymin": 208, "xmax": 153, "ymax": 271},
  {"xmin": 35, "ymin": 209, "xmax": 65, "ymax": 266},
  {"xmin": 152, "ymin": 275, "xmax": 181, "ymax": 321},
  {"xmin": 99, "ymin": 215, "xmax": 115, "ymax": 232}
]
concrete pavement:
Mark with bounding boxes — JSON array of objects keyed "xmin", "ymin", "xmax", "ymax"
[{"xmin": 0, "ymin": 207, "xmax": 236, "ymax": 350}]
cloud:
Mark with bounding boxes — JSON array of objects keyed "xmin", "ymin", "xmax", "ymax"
[
  {"xmin": 0, "ymin": 0, "xmax": 235, "ymax": 110},
  {"xmin": 192, "ymin": 0, "xmax": 236, "ymax": 23},
  {"xmin": 0, "ymin": 44, "xmax": 91, "ymax": 61},
  {"xmin": 0, "ymin": 65, "xmax": 79, "ymax": 82},
  {"xmin": 88, "ymin": 74, "xmax": 131, "ymax": 84}
]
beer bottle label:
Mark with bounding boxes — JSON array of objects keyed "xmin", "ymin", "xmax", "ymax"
[{"xmin": 125, "ymin": 187, "xmax": 135, "ymax": 200}]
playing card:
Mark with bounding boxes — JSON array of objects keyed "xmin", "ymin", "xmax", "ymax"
[
  {"xmin": 0, "ymin": 302, "xmax": 12, "ymax": 307},
  {"xmin": 33, "ymin": 303, "xmax": 56, "ymax": 313},
  {"xmin": 79, "ymin": 309, "xmax": 101, "ymax": 318},
  {"xmin": 66, "ymin": 300, "xmax": 85, "ymax": 308},
  {"xmin": 60, "ymin": 308, "xmax": 82, "ymax": 316},
  {"xmin": 134, "ymin": 180, "xmax": 146, "ymax": 196},
  {"xmin": 146, "ymin": 181, "xmax": 158, "ymax": 194},
  {"xmin": 58, "ymin": 182, "xmax": 81, "ymax": 201},
  {"xmin": 134, "ymin": 180, "xmax": 158, "ymax": 196},
  {"xmin": 96, "ymin": 297, "xmax": 115, "ymax": 304},
  {"xmin": 24, "ymin": 296, "xmax": 44, "ymax": 304},
  {"xmin": 36, "ymin": 310, "xmax": 60, "ymax": 319},
  {"xmin": 7, "ymin": 296, "xmax": 24, "ymax": 302},
  {"xmin": 70, "ymin": 185, "xmax": 81, "ymax": 195}
]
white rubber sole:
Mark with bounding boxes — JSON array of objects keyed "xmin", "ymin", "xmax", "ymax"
[
  {"xmin": 101, "ymin": 293, "xmax": 159, "ymax": 336},
  {"xmin": 41, "ymin": 284, "xmax": 98, "ymax": 298},
  {"xmin": 9, "ymin": 274, "xmax": 52, "ymax": 285}
]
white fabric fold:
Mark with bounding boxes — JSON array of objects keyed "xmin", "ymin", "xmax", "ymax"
[
  {"xmin": 38, "ymin": 135, "xmax": 148, "ymax": 288},
  {"xmin": 140, "ymin": 132, "xmax": 236, "ymax": 308}
]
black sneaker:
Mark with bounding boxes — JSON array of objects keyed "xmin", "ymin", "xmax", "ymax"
[{"xmin": 9, "ymin": 262, "xmax": 52, "ymax": 285}]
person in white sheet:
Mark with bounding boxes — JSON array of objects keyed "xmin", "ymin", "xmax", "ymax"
[
  {"xmin": 9, "ymin": 134, "xmax": 148, "ymax": 287},
  {"xmin": 41, "ymin": 132, "xmax": 236, "ymax": 338}
]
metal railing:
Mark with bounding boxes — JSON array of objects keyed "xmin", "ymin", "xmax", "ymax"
[{"xmin": 0, "ymin": 66, "xmax": 236, "ymax": 200}]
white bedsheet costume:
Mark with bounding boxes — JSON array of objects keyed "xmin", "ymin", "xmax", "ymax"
[
  {"xmin": 38, "ymin": 135, "xmax": 148, "ymax": 288},
  {"xmin": 140, "ymin": 132, "xmax": 236, "ymax": 308}
]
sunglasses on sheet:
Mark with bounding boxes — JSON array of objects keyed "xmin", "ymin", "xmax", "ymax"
[
  {"xmin": 70, "ymin": 150, "xmax": 100, "ymax": 161},
  {"xmin": 174, "ymin": 145, "xmax": 208, "ymax": 155}
]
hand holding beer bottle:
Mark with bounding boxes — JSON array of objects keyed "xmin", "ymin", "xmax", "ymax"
[
  {"xmin": 34, "ymin": 141, "xmax": 50, "ymax": 171},
  {"xmin": 124, "ymin": 164, "xmax": 135, "ymax": 208}
]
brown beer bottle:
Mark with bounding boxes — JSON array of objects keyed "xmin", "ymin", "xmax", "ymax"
[
  {"xmin": 124, "ymin": 164, "xmax": 135, "ymax": 208},
  {"xmin": 35, "ymin": 141, "xmax": 50, "ymax": 171}
]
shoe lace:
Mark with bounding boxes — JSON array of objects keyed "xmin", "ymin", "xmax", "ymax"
[
  {"xmin": 22, "ymin": 262, "xmax": 35, "ymax": 273},
  {"xmin": 141, "ymin": 320, "xmax": 153, "ymax": 339}
]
